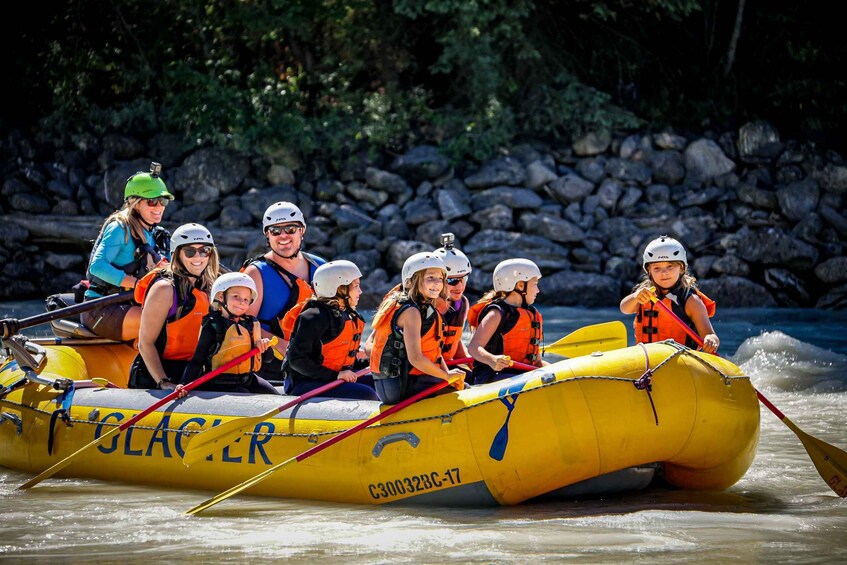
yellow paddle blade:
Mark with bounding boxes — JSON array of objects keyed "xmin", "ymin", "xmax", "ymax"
[
  {"xmin": 542, "ymin": 321, "xmax": 628, "ymax": 358},
  {"xmin": 182, "ymin": 410, "xmax": 276, "ymax": 467},
  {"xmin": 784, "ymin": 417, "xmax": 847, "ymax": 497}
]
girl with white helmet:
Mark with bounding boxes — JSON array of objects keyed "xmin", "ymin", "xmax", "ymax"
[
  {"xmin": 281, "ymin": 260, "xmax": 378, "ymax": 400},
  {"xmin": 129, "ymin": 223, "xmax": 220, "ymax": 389},
  {"xmin": 620, "ymin": 235, "xmax": 719, "ymax": 353},
  {"xmin": 433, "ymin": 233, "xmax": 473, "ymax": 371},
  {"xmin": 176, "ymin": 272, "xmax": 278, "ymax": 395},
  {"xmin": 370, "ymin": 252, "xmax": 466, "ymax": 404},
  {"xmin": 241, "ymin": 201, "xmax": 326, "ymax": 383},
  {"xmin": 82, "ymin": 162, "xmax": 174, "ymax": 342},
  {"xmin": 467, "ymin": 258, "xmax": 547, "ymax": 384}
]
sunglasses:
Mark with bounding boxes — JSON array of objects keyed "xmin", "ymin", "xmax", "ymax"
[
  {"xmin": 266, "ymin": 225, "xmax": 301, "ymax": 236},
  {"xmin": 144, "ymin": 197, "xmax": 170, "ymax": 208},
  {"xmin": 447, "ymin": 277, "xmax": 467, "ymax": 286},
  {"xmin": 181, "ymin": 245, "xmax": 213, "ymax": 258}
]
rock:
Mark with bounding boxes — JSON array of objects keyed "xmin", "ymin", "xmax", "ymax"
[
  {"xmin": 816, "ymin": 163, "xmax": 847, "ymax": 194},
  {"xmin": 102, "ymin": 134, "xmax": 145, "ymax": 159},
  {"xmin": 522, "ymin": 214, "xmax": 586, "ymax": 244},
  {"xmin": 764, "ymin": 267, "xmax": 811, "ymax": 306},
  {"xmin": 475, "ymin": 204, "xmax": 514, "ymax": 230},
  {"xmin": 736, "ymin": 183, "xmax": 778, "ymax": 209},
  {"xmin": 777, "ymin": 178, "xmax": 819, "ymax": 222},
  {"xmin": 737, "ymin": 121, "xmax": 783, "ymax": 163},
  {"xmin": 541, "ymin": 271, "xmax": 621, "ymax": 306},
  {"xmin": 710, "ymin": 254, "xmax": 750, "ymax": 277},
  {"xmin": 698, "ymin": 275, "xmax": 777, "ymax": 307},
  {"xmin": 386, "ymin": 240, "xmax": 432, "ymax": 274},
  {"xmin": 464, "ymin": 157, "xmax": 526, "ymax": 188},
  {"xmin": 684, "ymin": 139, "xmax": 736, "ymax": 183},
  {"xmin": 219, "ymin": 207, "xmax": 253, "ymax": 229},
  {"xmin": 819, "ymin": 205, "xmax": 847, "ymax": 236},
  {"xmin": 816, "ymin": 283, "xmax": 847, "ymax": 309},
  {"xmin": 45, "ymin": 253, "xmax": 84, "ymax": 270},
  {"xmin": 464, "ymin": 230, "xmax": 570, "ymax": 271},
  {"xmin": 8, "ymin": 193, "xmax": 51, "ymax": 214},
  {"xmin": 471, "ymin": 186, "xmax": 543, "ymax": 210},
  {"xmin": 596, "ymin": 179, "xmax": 623, "ymax": 209},
  {"xmin": 545, "ymin": 173, "xmax": 595, "ymax": 203},
  {"xmin": 650, "ymin": 150, "xmax": 685, "ymax": 185},
  {"xmin": 814, "ymin": 256, "xmax": 847, "ymax": 283},
  {"xmin": 175, "ymin": 148, "xmax": 250, "ymax": 203},
  {"xmin": 149, "ymin": 132, "xmax": 190, "ymax": 167},
  {"xmin": 575, "ymin": 157, "xmax": 607, "ymax": 184},
  {"xmin": 604, "ymin": 158, "xmax": 652, "ymax": 185},
  {"xmin": 365, "ymin": 167, "xmax": 410, "ymax": 194},
  {"xmin": 736, "ymin": 228, "xmax": 819, "ymax": 270},
  {"xmin": 402, "ymin": 198, "xmax": 440, "ymax": 225},
  {"xmin": 525, "ymin": 160, "xmax": 558, "ymax": 189},
  {"xmin": 267, "ymin": 164, "xmax": 296, "ymax": 186},
  {"xmin": 436, "ymin": 186, "xmax": 472, "ymax": 221},
  {"xmin": 390, "ymin": 145, "xmax": 451, "ymax": 185},
  {"xmin": 652, "ymin": 132, "xmax": 687, "ymax": 151},
  {"xmin": 573, "ymin": 130, "xmax": 612, "ymax": 156}
]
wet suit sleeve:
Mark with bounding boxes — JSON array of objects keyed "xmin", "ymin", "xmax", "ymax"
[
  {"xmin": 88, "ymin": 221, "xmax": 136, "ymax": 286},
  {"xmin": 179, "ymin": 323, "xmax": 219, "ymax": 385},
  {"xmin": 287, "ymin": 306, "xmax": 337, "ymax": 382}
]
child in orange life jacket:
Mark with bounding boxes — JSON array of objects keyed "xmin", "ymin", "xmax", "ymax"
[
  {"xmin": 370, "ymin": 252, "xmax": 466, "ymax": 404},
  {"xmin": 620, "ymin": 235, "xmax": 719, "ymax": 353},
  {"xmin": 177, "ymin": 272, "xmax": 278, "ymax": 396},
  {"xmin": 468, "ymin": 258, "xmax": 547, "ymax": 385},
  {"xmin": 433, "ymin": 233, "xmax": 474, "ymax": 382},
  {"xmin": 282, "ymin": 260, "xmax": 378, "ymax": 401}
]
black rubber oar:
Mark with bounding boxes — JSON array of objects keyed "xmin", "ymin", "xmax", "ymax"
[
  {"xmin": 649, "ymin": 294, "xmax": 847, "ymax": 498},
  {"xmin": 186, "ymin": 375, "xmax": 460, "ymax": 516},
  {"xmin": 0, "ymin": 291, "xmax": 134, "ymax": 338}
]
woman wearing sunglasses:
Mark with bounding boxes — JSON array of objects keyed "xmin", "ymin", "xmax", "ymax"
[
  {"xmin": 81, "ymin": 163, "xmax": 174, "ymax": 342},
  {"xmin": 241, "ymin": 201, "xmax": 325, "ymax": 383},
  {"xmin": 128, "ymin": 223, "xmax": 220, "ymax": 389}
]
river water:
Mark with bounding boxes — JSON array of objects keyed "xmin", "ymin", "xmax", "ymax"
[{"xmin": 1, "ymin": 301, "xmax": 845, "ymax": 563}]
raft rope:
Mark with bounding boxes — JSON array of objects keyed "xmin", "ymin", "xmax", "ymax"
[
  {"xmin": 47, "ymin": 381, "xmax": 75, "ymax": 455},
  {"xmin": 2, "ymin": 345, "xmax": 743, "ymax": 441},
  {"xmin": 634, "ymin": 343, "xmax": 660, "ymax": 426}
]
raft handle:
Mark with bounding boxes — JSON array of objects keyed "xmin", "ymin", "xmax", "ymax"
[
  {"xmin": 0, "ymin": 412, "xmax": 22, "ymax": 435},
  {"xmin": 372, "ymin": 432, "xmax": 420, "ymax": 457}
]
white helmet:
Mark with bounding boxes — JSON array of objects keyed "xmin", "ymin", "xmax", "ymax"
[
  {"xmin": 433, "ymin": 235, "xmax": 472, "ymax": 278},
  {"xmin": 642, "ymin": 235, "xmax": 687, "ymax": 270},
  {"xmin": 170, "ymin": 223, "xmax": 214, "ymax": 255},
  {"xmin": 493, "ymin": 258, "xmax": 542, "ymax": 292},
  {"xmin": 402, "ymin": 252, "xmax": 447, "ymax": 288},
  {"xmin": 313, "ymin": 260, "xmax": 363, "ymax": 298},
  {"xmin": 211, "ymin": 272, "xmax": 258, "ymax": 304},
  {"xmin": 263, "ymin": 201, "xmax": 305, "ymax": 231}
]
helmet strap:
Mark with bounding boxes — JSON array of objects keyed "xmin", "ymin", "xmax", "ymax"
[{"xmin": 515, "ymin": 281, "xmax": 529, "ymax": 308}]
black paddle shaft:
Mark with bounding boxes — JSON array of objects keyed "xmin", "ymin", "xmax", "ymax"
[{"xmin": 0, "ymin": 291, "xmax": 134, "ymax": 338}]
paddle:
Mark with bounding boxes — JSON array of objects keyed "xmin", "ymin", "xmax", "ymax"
[
  {"xmin": 185, "ymin": 374, "xmax": 459, "ymax": 515},
  {"xmin": 448, "ymin": 356, "xmax": 537, "ymax": 372},
  {"xmin": 18, "ymin": 337, "xmax": 276, "ymax": 491},
  {"xmin": 649, "ymin": 294, "xmax": 847, "ymax": 498},
  {"xmin": 181, "ymin": 367, "xmax": 371, "ymax": 467},
  {"xmin": 0, "ymin": 291, "xmax": 134, "ymax": 338},
  {"xmin": 542, "ymin": 321, "xmax": 628, "ymax": 357}
]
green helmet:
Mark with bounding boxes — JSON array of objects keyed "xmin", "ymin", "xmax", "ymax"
[{"xmin": 124, "ymin": 162, "xmax": 174, "ymax": 201}]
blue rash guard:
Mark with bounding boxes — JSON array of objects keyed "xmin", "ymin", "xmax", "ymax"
[{"xmin": 85, "ymin": 221, "xmax": 169, "ymax": 299}]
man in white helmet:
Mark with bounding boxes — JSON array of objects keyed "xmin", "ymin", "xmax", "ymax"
[
  {"xmin": 241, "ymin": 201, "xmax": 326, "ymax": 382},
  {"xmin": 433, "ymin": 233, "xmax": 473, "ymax": 372}
]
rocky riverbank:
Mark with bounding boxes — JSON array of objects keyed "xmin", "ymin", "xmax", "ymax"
[{"xmin": 2, "ymin": 121, "xmax": 846, "ymax": 309}]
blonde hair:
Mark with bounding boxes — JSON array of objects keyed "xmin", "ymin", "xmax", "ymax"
[
  {"xmin": 95, "ymin": 198, "xmax": 149, "ymax": 244},
  {"xmin": 633, "ymin": 261, "xmax": 697, "ymax": 292},
  {"xmin": 479, "ymin": 289, "xmax": 510, "ymax": 302},
  {"xmin": 319, "ymin": 283, "xmax": 352, "ymax": 311}
]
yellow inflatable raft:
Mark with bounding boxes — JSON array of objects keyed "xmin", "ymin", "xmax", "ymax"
[{"xmin": 0, "ymin": 339, "xmax": 759, "ymax": 505}]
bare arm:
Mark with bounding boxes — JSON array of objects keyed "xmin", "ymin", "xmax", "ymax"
[
  {"xmin": 620, "ymin": 287, "xmax": 655, "ymax": 314},
  {"xmin": 467, "ymin": 309, "xmax": 512, "ymax": 371},
  {"xmin": 137, "ymin": 279, "xmax": 175, "ymax": 387},
  {"xmin": 685, "ymin": 294, "xmax": 720, "ymax": 353}
]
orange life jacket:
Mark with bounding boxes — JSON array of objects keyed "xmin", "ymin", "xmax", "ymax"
[
  {"xmin": 370, "ymin": 297, "xmax": 444, "ymax": 378},
  {"xmin": 210, "ymin": 317, "xmax": 262, "ymax": 375},
  {"xmin": 470, "ymin": 298, "xmax": 544, "ymax": 364},
  {"xmin": 293, "ymin": 300, "xmax": 365, "ymax": 372},
  {"xmin": 135, "ymin": 270, "xmax": 209, "ymax": 361},
  {"xmin": 279, "ymin": 288, "xmax": 316, "ymax": 341},
  {"xmin": 439, "ymin": 295, "xmax": 469, "ymax": 361},
  {"xmin": 634, "ymin": 283, "xmax": 716, "ymax": 349}
]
